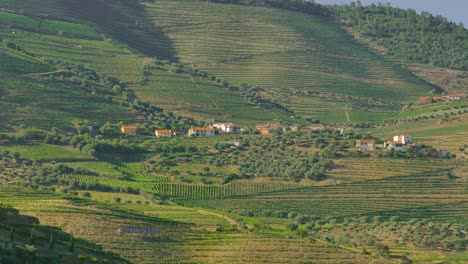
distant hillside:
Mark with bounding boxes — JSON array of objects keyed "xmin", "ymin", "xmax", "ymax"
[
  {"xmin": 332, "ymin": 3, "xmax": 468, "ymax": 70},
  {"xmin": 0, "ymin": 0, "xmax": 445, "ymax": 124},
  {"xmin": 139, "ymin": 0, "xmax": 434, "ymax": 122}
]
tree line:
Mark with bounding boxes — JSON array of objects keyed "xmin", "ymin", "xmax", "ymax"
[{"xmin": 332, "ymin": 2, "xmax": 467, "ymax": 70}]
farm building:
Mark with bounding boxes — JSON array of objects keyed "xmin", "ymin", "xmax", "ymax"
[
  {"xmin": 188, "ymin": 127, "xmax": 215, "ymax": 137},
  {"xmin": 121, "ymin": 125, "xmax": 137, "ymax": 135},
  {"xmin": 256, "ymin": 123, "xmax": 280, "ymax": 136},
  {"xmin": 155, "ymin": 129, "xmax": 173, "ymax": 138},
  {"xmin": 384, "ymin": 134, "xmax": 416, "ymax": 151},
  {"xmin": 393, "ymin": 134, "xmax": 412, "ymax": 144},
  {"xmin": 301, "ymin": 124, "xmax": 326, "ymax": 132},
  {"xmin": 356, "ymin": 139, "xmax": 375, "ymax": 151},
  {"xmin": 446, "ymin": 93, "xmax": 465, "ymax": 101},
  {"xmin": 212, "ymin": 122, "xmax": 241, "ymax": 133}
]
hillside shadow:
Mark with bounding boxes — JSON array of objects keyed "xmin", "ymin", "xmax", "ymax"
[{"xmin": 61, "ymin": 0, "xmax": 177, "ymax": 61}]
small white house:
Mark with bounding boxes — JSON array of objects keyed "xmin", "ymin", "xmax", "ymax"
[
  {"xmin": 385, "ymin": 134, "xmax": 415, "ymax": 151},
  {"xmin": 155, "ymin": 129, "xmax": 172, "ymax": 138},
  {"xmin": 393, "ymin": 134, "xmax": 412, "ymax": 145},
  {"xmin": 212, "ymin": 123, "xmax": 240, "ymax": 133},
  {"xmin": 188, "ymin": 127, "xmax": 215, "ymax": 137}
]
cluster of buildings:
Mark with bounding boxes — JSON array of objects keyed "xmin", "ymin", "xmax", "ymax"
[
  {"xmin": 356, "ymin": 134, "xmax": 448, "ymax": 157},
  {"xmin": 121, "ymin": 122, "xmax": 333, "ymax": 138},
  {"xmin": 120, "ymin": 122, "xmax": 241, "ymax": 138},
  {"xmin": 356, "ymin": 134, "xmax": 415, "ymax": 151},
  {"xmin": 418, "ymin": 93, "xmax": 465, "ymax": 104}
]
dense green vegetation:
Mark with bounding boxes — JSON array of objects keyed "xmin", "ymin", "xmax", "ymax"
[
  {"xmin": 0, "ymin": 1, "xmax": 467, "ymax": 263},
  {"xmin": 332, "ymin": 2, "xmax": 468, "ymax": 70}
]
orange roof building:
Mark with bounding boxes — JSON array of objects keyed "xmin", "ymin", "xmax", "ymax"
[
  {"xmin": 155, "ymin": 129, "xmax": 173, "ymax": 138},
  {"xmin": 188, "ymin": 127, "xmax": 215, "ymax": 137},
  {"xmin": 121, "ymin": 125, "xmax": 137, "ymax": 135}
]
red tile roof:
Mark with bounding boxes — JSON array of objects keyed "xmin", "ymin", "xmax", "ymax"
[
  {"xmin": 192, "ymin": 127, "xmax": 213, "ymax": 131},
  {"xmin": 156, "ymin": 129, "xmax": 172, "ymax": 134}
]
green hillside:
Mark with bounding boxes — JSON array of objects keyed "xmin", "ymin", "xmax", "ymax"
[
  {"xmin": 0, "ymin": 49, "xmax": 138, "ymax": 130},
  {"xmin": 139, "ymin": 0, "xmax": 433, "ymax": 121},
  {"xmin": 1, "ymin": 0, "xmax": 436, "ymax": 124},
  {"xmin": 332, "ymin": 3, "xmax": 468, "ymax": 70}
]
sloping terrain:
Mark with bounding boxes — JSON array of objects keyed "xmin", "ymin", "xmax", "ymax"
[
  {"xmin": 1, "ymin": 0, "xmax": 435, "ymax": 123},
  {"xmin": 0, "ymin": 49, "xmax": 138, "ymax": 130}
]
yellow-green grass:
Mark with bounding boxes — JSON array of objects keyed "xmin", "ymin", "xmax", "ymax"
[{"xmin": 0, "ymin": 142, "xmax": 90, "ymax": 161}]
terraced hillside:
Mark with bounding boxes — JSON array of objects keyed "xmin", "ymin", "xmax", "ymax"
[
  {"xmin": 140, "ymin": 0, "xmax": 433, "ymax": 121},
  {"xmin": 179, "ymin": 169, "xmax": 468, "ymax": 224},
  {"xmin": 363, "ymin": 113, "xmax": 468, "ymax": 155},
  {"xmin": 1, "ymin": 0, "xmax": 435, "ymax": 123},
  {"xmin": 0, "ymin": 50, "xmax": 138, "ymax": 130},
  {"xmin": 0, "ymin": 203, "xmax": 127, "ymax": 263},
  {"xmin": 0, "ymin": 8, "xmax": 283, "ymax": 124},
  {"xmin": 1, "ymin": 187, "xmax": 377, "ymax": 264}
]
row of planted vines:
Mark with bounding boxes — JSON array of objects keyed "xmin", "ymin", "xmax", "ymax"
[{"xmin": 148, "ymin": 181, "xmax": 301, "ymax": 199}]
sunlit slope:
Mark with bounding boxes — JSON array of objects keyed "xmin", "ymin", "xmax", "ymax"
[
  {"xmin": 0, "ymin": 0, "xmax": 435, "ymax": 123},
  {"xmin": 142, "ymin": 1, "xmax": 433, "ymax": 102},
  {"xmin": 0, "ymin": 6, "xmax": 282, "ymax": 124}
]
